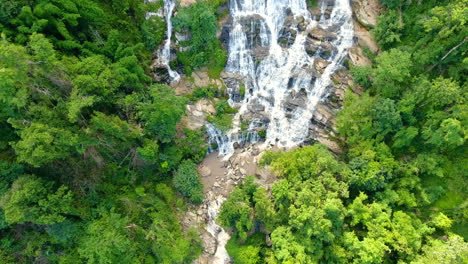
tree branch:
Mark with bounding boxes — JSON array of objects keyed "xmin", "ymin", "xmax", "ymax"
[{"xmin": 427, "ymin": 37, "xmax": 468, "ymax": 72}]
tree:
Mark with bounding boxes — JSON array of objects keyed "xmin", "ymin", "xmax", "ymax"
[
  {"xmin": 173, "ymin": 160, "xmax": 203, "ymax": 204},
  {"xmin": 372, "ymin": 10, "xmax": 403, "ymax": 49},
  {"xmin": 373, "ymin": 49, "xmax": 412, "ymax": 98},
  {"xmin": 141, "ymin": 16, "xmax": 165, "ymax": 51},
  {"xmin": 219, "ymin": 176, "xmax": 256, "ymax": 240},
  {"xmin": 10, "ymin": 122, "xmax": 82, "ymax": 167},
  {"xmin": 137, "ymin": 84, "xmax": 187, "ymax": 143},
  {"xmin": 347, "ymin": 141, "xmax": 398, "ymax": 191},
  {"xmin": 411, "ymin": 235, "xmax": 468, "ymax": 264},
  {"xmin": 370, "ymin": 97, "xmax": 402, "ymax": 139},
  {"xmin": 0, "ymin": 39, "xmax": 29, "ymax": 117},
  {"xmin": 172, "ymin": 1, "xmax": 226, "ymax": 75},
  {"xmin": 0, "ymin": 175, "xmax": 74, "ymax": 225},
  {"xmin": 379, "ymin": 0, "xmax": 403, "ymax": 9},
  {"xmin": 78, "ymin": 210, "xmax": 138, "ymax": 264}
]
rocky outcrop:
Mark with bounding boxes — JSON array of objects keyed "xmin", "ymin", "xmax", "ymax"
[
  {"xmin": 353, "ymin": 20, "xmax": 379, "ymax": 53},
  {"xmin": 351, "ymin": 0, "xmax": 382, "ymax": 28},
  {"xmin": 181, "ymin": 98, "xmax": 216, "ymax": 130},
  {"xmin": 172, "ymin": 70, "xmax": 226, "ymax": 96},
  {"xmin": 349, "ymin": 46, "xmax": 372, "ymax": 66}
]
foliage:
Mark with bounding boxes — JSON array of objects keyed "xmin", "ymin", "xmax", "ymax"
[
  {"xmin": 207, "ymin": 99, "xmax": 238, "ymax": 131},
  {"xmin": 0, "ymin": 175, "xmax": 74, "ymax": 225},
  {"xmin": 173, "ymin": 160, "xmax": 204, "ymax": 204},
  {"xmin": 173, "ymin": 0, "xmax": 227, "ymax": 76},
  {"xmin": 137, "ymin": 84, "xmax": 187, "ymax": 143},
  {"xmin": 0, "ymin": 0, "xmax": 203, "ymax": 262}
]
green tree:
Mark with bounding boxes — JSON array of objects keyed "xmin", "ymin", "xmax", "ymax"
[
  {"xmin": 0, "ymin": 175, "xmax": 74, "ymax": 225},
  {"xmin": 10, "ymin": 122, "xmax": 82, "ymax": 167},
  {"xmin": 372, "ymin": 10, "xmax": 403, "ymax": 48},
  {"xmin": 219, "ymin": 176, "xmax": 256, "ymax": 240},
  {"xmin": 137, "ymin": 84, "xmax": 187, "ymax": 143},
  {"xmin": 411, "ymin": 235, "xmax": 468, "ymax": 264},
  {"xmin": 78, "ymin": 210, "xmax": 138, "ymax": 264},
  {"xmin": 373, "ymin": 49, "xmax": 412, "ymax": 98},
  {"xmin": 173, "ymin": 160, "xmax": 203, "ymax": 204}
]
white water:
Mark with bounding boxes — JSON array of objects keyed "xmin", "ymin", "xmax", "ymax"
[
  {"xmin": 147, "ymin": 0, "xmax": 180, "ymax": 82},
  {"xmin": 207, "ymin": 0, "xmax": 354, "ymax": 157},
  {"xmin": 206, "ymin": 196, "xmax": 231, "ymax": 263},
  {"xmin": 160, "ymin": 0, "xmax": 180, "ymax": 82}
]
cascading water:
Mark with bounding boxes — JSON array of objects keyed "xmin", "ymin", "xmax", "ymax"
[
  {"xmin": 147, "ymin": 0, "xmax": 180, "ymax": 82},
  {"xmin": 208, "ymin": 0, "xmax": 354, "ymax": 157},
  {"xmin": 159, "ymin": 0, "xmax": 180, "ymax": 82},
  {"xmin": 206, "ymin": 196, "xmax": 231, "ymax": 263}
]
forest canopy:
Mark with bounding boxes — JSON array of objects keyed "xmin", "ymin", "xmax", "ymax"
[{"xmin": 0, "ymin": 0, "xmax": 466, "ymax": 263}]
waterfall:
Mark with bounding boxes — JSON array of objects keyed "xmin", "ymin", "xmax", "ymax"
[
  {"xmin": 147, "ymin": 0, "xmax": 180, "ymax": 82},
  {"xmin": 208, "ymin": 0, "xmax": 354, "ymax": 157},
  {"xmin": 159, "ymin": 0, "xmax": 180, "ymax": 82},
  {"xmin": 206, "ymin": 196, "xmax": 231, "ymax": 263}
]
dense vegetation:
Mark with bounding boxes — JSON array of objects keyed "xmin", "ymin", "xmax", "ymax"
[
  {"xmin": 172, "ymin": 0, "xmax": 227, "ymax": 78},
  {"xmin": 219, "ymin": 0, "xmax": 467, "ymax": 263},
  {"xmin": 1, "ymin": 0, "xmax": 466, "ymax": 263},
  {"xmin": 0, "ymin": 0, "xmax": 211, "ymax": 262}
]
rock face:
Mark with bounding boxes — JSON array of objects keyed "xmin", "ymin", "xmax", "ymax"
[
  {"xmin": 353, "ymin": 20, "xmax": 379, "ymax": 53},
  {"xmin": 351, "ymin": 0, "xmax": 382, "ymax": 28},
  {"xmin": 177, "ymin": 2, "xmax": 381, "ymax": 263},
  {"xmin": 349, "ymin": 46, "xmax": 372, "ymax": 66},
  {"xmin": 181, "ymin": 98, "xmax": 216, "ymax": 131}
]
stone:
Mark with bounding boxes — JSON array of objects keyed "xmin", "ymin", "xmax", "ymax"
[
  {"xmin": 309, "ymin": 27, "xmax": 337, "ymax": 41},
  {"xmin": 180, "ymin": 0, "xmax": 196, "ymax": 6},
  {"xmin": 314, "ymin": 59, "xmax": 331, "ymax": 72},
  {"xmin": 349, "ymin": 46, "xmax": 372, "ymax": 66},
  {"xmin": 202, "ymin": 233, "xmax": 217, "ymax": 255},
  {"xmin": 351, "ymin": 0, "xmax": 382, "ymax": 28},
  {"xmin": 353, "ymin": 20, "xmax": 379, "ymax": 53},
  {"xmin": 266, "ymin": 234, "xmax": 272, "ymax": 247},
  {"xmin": 239, "ymin": 168, "xmax": 247, "ymax": 175},
  {"xmin": 198, "ymin": 165, "xmax": 212, "ymax": 177}
]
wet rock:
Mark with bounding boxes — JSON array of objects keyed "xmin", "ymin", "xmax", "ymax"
[
  {"xmin": 326, "ymin": 0, "xmax": 336, "ymax": 9},
  {"xmin": 324, "ymin": 9, "xmax": 332, "ymax": 19},
  {"xmin": 247, "ymin": 98, "xmax": 266, "ymax": 112},
  {"xmin": 278, "ymin": 27, "xmax": 297, "ymax": 48},
  {"xmin": 309, "ymin": 8, "xmax": 322, "ymax": 21},
  {"xmin": 252, "ymin": 46, "xmax": 270, "ymax": 61},
  {"xmin": 202, "ymin": 233, "xmax": 217, "ymax": 255},
  {"xmin": 239, "ymin": 15, "xmax": 270, "ymax": 49},
  {"xmin": 219, "ymin": 16, "xmax": 233, "ymax": 49},
  {"xmin": 314, "ymin": 59, "xmax": 331, "ymax": 73},
  {"xmin": 308, "ymin": 27, "xmax": 337, "ymax": 41}
]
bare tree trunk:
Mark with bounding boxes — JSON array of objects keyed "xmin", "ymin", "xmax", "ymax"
[{"xmin": 427, "ymin": 37, "xmax": 467, "ymax": 72}]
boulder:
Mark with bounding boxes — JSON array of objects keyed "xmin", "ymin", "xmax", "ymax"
[
  {"xmin": 198, "ymin": 165, "xmax": 212, "ymax": 177},
  {"xmin": 202, "ymin": 233, "xmax": 217, "ymax": 255},
  {"xmin": 314, "ymin": 59, "xmax": 331, "ymax": 73},
  {"xmin": 308, "ymin": 27, "xmax": 337, "ymax": 41}
]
